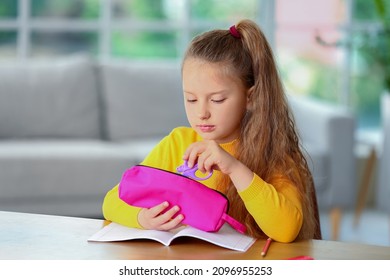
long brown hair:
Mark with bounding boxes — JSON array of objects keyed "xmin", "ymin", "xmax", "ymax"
[{"xmin": 183, "ymin": 19, "xmax": 321, "ymax": 240}]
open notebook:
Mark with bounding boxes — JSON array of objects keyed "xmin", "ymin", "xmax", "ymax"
[{"xmin": 88, "ymin": 222, "xmax": 256, "ymax": 252}]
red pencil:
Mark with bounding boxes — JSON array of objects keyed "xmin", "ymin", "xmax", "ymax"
[{"xmin": 261, "ymin": 237, "xmax": 272, "ymax": 257}]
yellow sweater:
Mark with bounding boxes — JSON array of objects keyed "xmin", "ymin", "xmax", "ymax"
[{"xmin": 102, "ymin": 127, "xmax": 303, "ymax": 242}]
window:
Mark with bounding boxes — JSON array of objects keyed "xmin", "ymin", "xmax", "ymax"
[
  {"xmin": 0, "ymin": 0, "xmax": 386, "ymax": 130},
  {"xmin": 275, "ymin": 0, "xmax": 388, "ymax": 130},
  {"xmin": 350, "ymin": 0, "xmax": 389, "ymax": 130},
  {"xmin": 0, "ymin": 0, "xmax": 265, "ymax": 60},
  {"xmin": 275, "ymin": 0, "xmax": 347, "ymax": 104}
]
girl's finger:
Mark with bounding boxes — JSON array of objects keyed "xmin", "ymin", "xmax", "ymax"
[
  {"xmin": 196, "ymin": 151, "xmax": 212, "ymax": 173},
  {"xmin": 158, "ymin": 214, "xmax": 184, "ymax": 231},
  {"xmin": 186, "ymin": 146, "xmax": 203, "ymax": 168},
  {"xmin": 153, "ymin": 205, "xmax": 181, "ymax": 226},
  {"xmin": 147, "ymin": 201, "xmax": 170, "ymax": 218},
  {"xmin": 203, "ymin": 156, "xmax": 217, "ymax": 173}
]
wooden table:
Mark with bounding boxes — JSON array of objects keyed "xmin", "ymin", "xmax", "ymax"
[{"xmin": 1, "ymin": 211, "xmax": 389, "ymax": 260}]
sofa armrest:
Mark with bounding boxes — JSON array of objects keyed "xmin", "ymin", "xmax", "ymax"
[
  {"xmin": 326, "ymin": 114, "xmax": 356, "ymax": 207},
  {"xmin": 288, "ymin": 95, "xmax": 356, "ymax": 209}
]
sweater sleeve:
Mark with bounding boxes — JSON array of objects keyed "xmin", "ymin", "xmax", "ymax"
[
  {"xmin": 102, "ymin": 127, "xmax": 196, "ymax": 228},
  {"xmin": 101, "ymin": 134, "xmax": 174, "ymax": 228},
  {"xmin": 102, "ymin": 184, "xmax": 143, "ymax": 228},
  {"xmin": 238, "ymin": 174, "xmax": 303, "ymax": 243}
]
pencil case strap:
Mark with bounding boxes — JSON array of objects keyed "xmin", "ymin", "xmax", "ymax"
[{"xmin": 222, "ymin": 213, "xmax": 246, "ymax": 234}]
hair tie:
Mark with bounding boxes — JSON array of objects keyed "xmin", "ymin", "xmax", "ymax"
[{"xmin": 229, "ymin": 25, "xmax": 241, "ymax": 39}]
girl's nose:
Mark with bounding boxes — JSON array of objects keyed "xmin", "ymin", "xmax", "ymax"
[{"xmin": 198, "ymin": 103, "xmax": 210, "ymax": 120}]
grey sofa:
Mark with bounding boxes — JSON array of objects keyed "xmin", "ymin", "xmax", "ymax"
[
  {"xmin": 0, "ymin": 56, "xmax": 188, "ymax": 217},
  {"xmin": 288, "ymin": 95, "xmax": 356, "ymax": 211},
  {"xmin": 0, "ymin": 56, "xmax": 356, "ymax": 221}
]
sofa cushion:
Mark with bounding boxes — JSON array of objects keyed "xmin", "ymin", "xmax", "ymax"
[
  {"xmin": 301, "ymin": 144, "xmax": 329, "ymax": 191},
  {"xmin": 0, "ymin": 139, "xmax": 161, "ymax": 200},
  {"xmin": 0, "ymin": 56, "xmax": 101, "ymax": 139},
  {"xmin": 100, "ymin": 61, "xmax": 189, "ymax": 141}
]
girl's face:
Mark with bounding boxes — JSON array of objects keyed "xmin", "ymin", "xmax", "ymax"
[{"xmin": 182, "ymin": 58, "xmax": 250, "ymax": 143}]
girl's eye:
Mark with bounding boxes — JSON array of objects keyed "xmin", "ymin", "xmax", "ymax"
[
  {"xmin": 211, "ymin": 98, "xmax": 226, "ymax": 103},
  {"xmin": 186, "ymin": 99, "xmax": 197, "ymax": 103}
]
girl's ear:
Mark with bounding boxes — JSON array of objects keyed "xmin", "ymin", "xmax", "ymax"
[{"xmin": 246, "ymin": 86, "xmax": 255, "ymax": 110}]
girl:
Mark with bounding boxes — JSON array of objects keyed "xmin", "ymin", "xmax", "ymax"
[{"xmin": 102, "ymin": 19, "xmax": 321, "ymax": 243}]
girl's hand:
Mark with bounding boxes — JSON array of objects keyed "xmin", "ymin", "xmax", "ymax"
[
  {"xmin": 138, "ymin": 201, "xmax": 184, "ymax": 230},
  {"xmin": 183, "ymin": 140, "xmax": 254, "ymax": 191},
  {"xmin": 183, "ymin": 140, "xmax": 239, "ymax": 175}
]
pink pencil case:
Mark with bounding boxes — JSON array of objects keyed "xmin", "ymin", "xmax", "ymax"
[{"xmin": 118, "ymin": 165, "xmax": 246, "ymax": 234}]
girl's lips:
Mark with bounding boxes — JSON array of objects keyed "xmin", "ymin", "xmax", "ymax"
[{"xmin": 197, "ymin": 125, "xmax": 215, "ymax": 132}]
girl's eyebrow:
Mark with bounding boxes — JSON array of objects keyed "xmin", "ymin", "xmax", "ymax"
[{"xmin": 183, "ymin": 89, "xmax": 228, "ymax": 96}]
